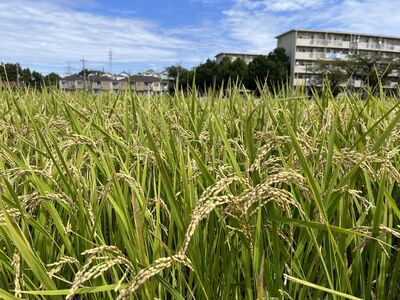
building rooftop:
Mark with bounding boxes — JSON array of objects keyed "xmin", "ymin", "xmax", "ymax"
[
  {"xmin": 130, "ymin": 75, "xmax": 161, "ymax": 83},
  {"xmin": 87, "ymin": 75, "xmax": 113, "ymax": 82},
  {"xmin": 215, "ymin": 52, "xmax": 264, "ymax": 58},
  {"xmin": 62, "ymin": 75, "xmax": 83, "ymax": 81},
  {"xmin": 275, "ymin": 28, "xmax": 400, "ymax": 40}
]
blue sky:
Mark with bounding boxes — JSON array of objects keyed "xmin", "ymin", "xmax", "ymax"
[{"xmin": 1, "ymin": 0, "xmax": 400, "ymax": 75}]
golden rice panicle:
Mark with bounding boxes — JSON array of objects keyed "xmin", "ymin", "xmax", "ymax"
[
  {"xmin": 179, "ymin": 194, "xmax": 234, "ymax": 256},
  {"xmin": 47, "ymin": 256, "xmax": 79, "ymax": 278},
  {"xmin": 66, "ymin": 246, "xmax": 133, "ymax": 300},
  {"xmin": 12, "ymin": 251, "xmax": 22, "ymax": 299},
  {"xmin": 0, "ymin": 208, "xmax": 21, "ymax": 225},
  {"xmin": 240, "ymin": 171, "xmax": 309, "ymax": 213},
  {"xmin": 117, "ymin": 255, "xmax": 192, "ymax": 300},
  {"xmin": 178, "ymin": 176, "xmax": 249, "ymax": 255}
]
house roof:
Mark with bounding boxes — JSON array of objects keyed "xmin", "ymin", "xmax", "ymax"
[
  {"xmin": 87, "ymin": 75, "xmax": 113, "ymax": 82},
  {"xmin": 62, "ymin": 75, "xmax": 83, "ymax": 81},
  {"xmin": 275, "ymin": 28, "xmax": 400, "ymax": 40},
  {"xmin": 130, "ymin": 75, "xmax": 161, "ymax": 83}
]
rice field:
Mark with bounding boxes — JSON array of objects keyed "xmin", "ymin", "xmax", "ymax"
[{"xmin": 0, "ymin": 86, "xmax": 399, "ymax": 299}]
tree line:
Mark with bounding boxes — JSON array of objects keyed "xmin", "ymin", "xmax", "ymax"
[
  {"xmin": 4, "ymin": 48, "xmax": 397, "ymax": 95},
  {"xmin": 0, "ymin": 63, "xmax": 60, "ymax": 88},
  {"xmin": 166, "ymin": 48, "xmax": 290, "ymax": 93}
]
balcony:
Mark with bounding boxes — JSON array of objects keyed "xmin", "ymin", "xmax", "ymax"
[
  {"xmin": 295, "ymin": 52, "xmax": 316, "ymax": 59},
  {"xmin": 297, "ymin": 38, "xmax": 350, "ymax": 48},
  {"xmin": 356, "ymin": 42, "xmax": 400, "ymax": 52},
  {"xmin": 293, "ymin": 78, "xmax": 306, "ymax": 86},
  {"xmin": 293, "ymin": 78, "xmax": 319, "ymax": 86},
  {"xmin": 294, "ymin": 65, "xmax": 314, "ymax": 73},
  {"xmin": 383, "ymin": 82, "xmax": 399, "ymax": 89},
  {"xmin": 296, "ymin": 52, "xmax": 348, "ymax": 60}
]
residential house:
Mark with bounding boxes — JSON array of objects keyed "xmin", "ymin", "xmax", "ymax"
[
  {"xmin": 59, "ymin": 72, "xmax": 171, "ymax": 94},
  {"xmin": 59, "ymin": 75, "xmax": 85, "ymax": 91},
  {"xmin": 130, "ymin": 75, "xmax": 169, "ymax": 94},
  {"xmin": 59, "ymin": 74, "xmax": 126, "ymax": 93}
]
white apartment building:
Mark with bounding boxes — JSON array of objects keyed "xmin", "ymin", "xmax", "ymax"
[
  {"xmin": 276, "ymin": 29, "xmax": 400, "ymax": 89},
  {"xmin": 215, "ymin": 52, "xmax": 263, "ymax": 64}
]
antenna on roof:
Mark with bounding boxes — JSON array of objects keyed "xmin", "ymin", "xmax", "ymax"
[{"xmin": 108, "ymin": 49, "xmax": 113, "ymax": 74}]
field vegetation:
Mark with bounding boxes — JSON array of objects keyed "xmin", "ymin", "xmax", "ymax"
[{"xmin": 0, "ymin": 84, "xmax": 400, "ymax": 299}]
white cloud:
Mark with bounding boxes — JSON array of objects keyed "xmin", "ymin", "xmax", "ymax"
[
  {"xmin": 233, "ymin": 0, "xmax": 326, "ymax": 11},
  {"xmin": 312, "ymin": 0, "xmax": 400, "ymax": 36},
  {"xmin": 266, "ymin": 0, "xmax": 325, "ymax": 11},
  {"xmin": 221, "ymin": 9, "xmax": 280, "ymax": 52},
  {"xmin": 0, "ymin": 0, "xmax": 206, "ymax": 73}
]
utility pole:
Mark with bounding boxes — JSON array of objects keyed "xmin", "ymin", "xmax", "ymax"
[
  {"xmin": 108, "ymin": 49, "xmax": 113, "ymax": 74},
  {"xmin": 81, "ymin": 58, "xmax": 87, "ymax": 91},
  {"xmin": 0, "ymin": 59, "xmax": 5, "ymax": 85},
  {"xmin": 16, "ymin": 63, "xmax": 20, "ymax": 86}
]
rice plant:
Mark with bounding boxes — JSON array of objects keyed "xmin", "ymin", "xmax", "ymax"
[{"xmin": 0, "ymin": 85, "xmax": 399, "ymax": 299}]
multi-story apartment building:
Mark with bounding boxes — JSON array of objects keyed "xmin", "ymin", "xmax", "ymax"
[
  {"xmin": 276, "ymin": 29, "xmax": 400, "ymax": 89},
  {"xmin": 215, "ymin": 52, "xmax": 263, "ymax": 64}
]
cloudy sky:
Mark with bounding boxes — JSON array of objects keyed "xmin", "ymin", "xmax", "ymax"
[{"xmin": 1, "ymin": 0, "xmax": 399, "ymax": 75}]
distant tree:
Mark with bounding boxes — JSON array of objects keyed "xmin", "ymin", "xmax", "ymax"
[
  {"xmin": 0, "ymin": 63, "xmax": 22, "ymax": 82},
  {"xmin": 164, "ymin": 48, "xmax": 289, "ymax": 94},
  {"xmin": 166, "ymin": 65, "xmax": 193, "ymax": 92},
  {"xmin": 352, "ymin": 53, "xmax": 400, "ymax": 90},
  {"xmin": 44, "ymin": 72, "xmax": 61, "ymax": 87},
  {"xmin": 313, "ymin": 60, "xmax": 351, "ymax": 96},
  {"xmin": 245, "ymin": 56, "xmax": 270, "ymax": 90},
  {"xmin": 215, "ymin": 57, "xmax": 247, "ymax": 89},
  {"xmin": 178, "ymin": 69, "xmax": 194, "ymax": 92},
  {"xmin": 0, "ymin": 63, "xmax": 63, "ymax": 90},
  {"xmin": 230, "ymin": 58, "xmax": 247, "ymax": 86},
  {"xmin": 167, "ymin": 65, "xmax": 188, "ymax": 79},
  {"xmin": 231, "ymin": 58, "xmax": 248, "ymax": 80},
  {"xmin": 245, "ymin": 48, "xmax": 289, "ymax": 91},
  {"xmin": 22, "ymin": 68, "xmax": 32, "ymax": 86},
  {"xmin": 265, "ymin": 48, "xmax": 290, "ymax": 86},
  {"xmin": 31, "ymin": 71, "xmax": 44, "ymax": 89},
  {"xmin": 315, "ymin": 52, "xmax": 400, "ymax": 95},
  {"xmin": 78, "ymin": 69, "xmax": 102, "ymax": 76},
  {"xmin": 195, "ymin": 59, "xmax": 218, "ymax": 91},
  {"xmin": 216, "ymin": 57, "xmax": 232, "ymax": 85}
]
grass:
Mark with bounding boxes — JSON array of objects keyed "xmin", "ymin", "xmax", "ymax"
[{"xmin": 0, "ymin": 84, "xmax": 399, "ymax": 299}]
